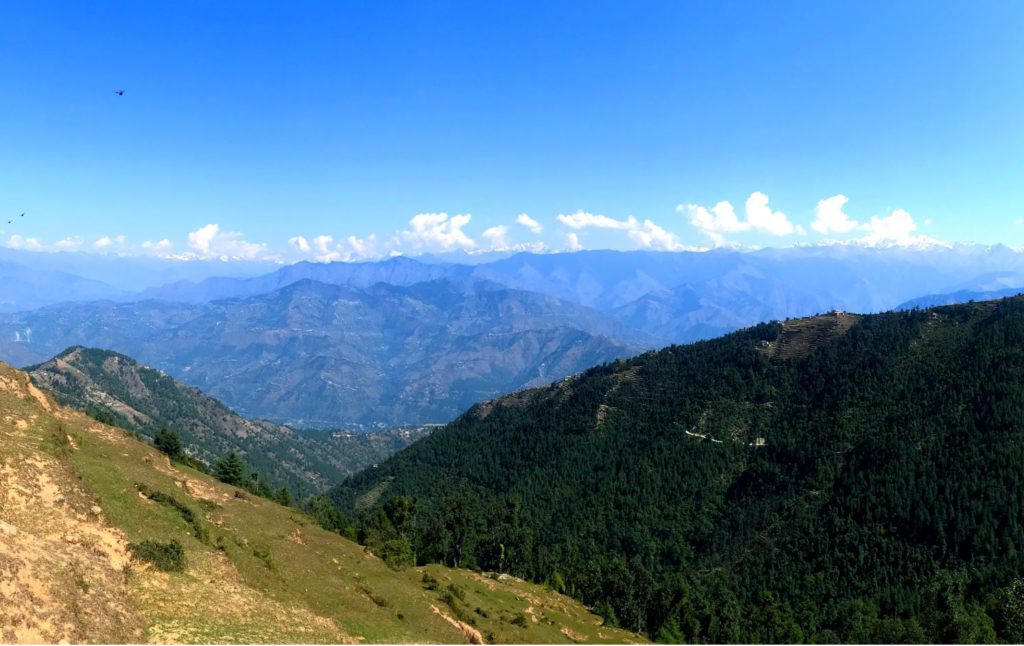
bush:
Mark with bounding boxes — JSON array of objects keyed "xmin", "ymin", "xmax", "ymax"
[
  {"xmin": 252, "ymin": 544, "xmax": 276, "ymax": 570},
  {"xmin": 274, "ymin": 487, "xmax": 293, "ymax": 507},
  {"xmin": 136, "ymin": 483, "xmax": 209, "ymax": 543},
  {"xmin": 129, "ymin": 539, "xmax": 185, "ymax": 572},
  {"xmin": 379, "ymin": 537, "xmax": 415, "ymax": 570},
  {"xmin": 86, "ymin": 407, "xmax": 119, "ymax": 427},
  {"xmin": 445, "ymin": 582, "xmax": 466, "ymax": 602}
]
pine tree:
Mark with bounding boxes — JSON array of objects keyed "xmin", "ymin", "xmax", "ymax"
[
  {"xmin": 153, "ymin": 427, "xmax": 182, "ymax": 460},
  {"xmin": 274, "ymin": 487, "xmax": 293, "ymax": 507},
  {"xmin": 215, "ymin": 451, "xmax": 247, "ymax": 487}
]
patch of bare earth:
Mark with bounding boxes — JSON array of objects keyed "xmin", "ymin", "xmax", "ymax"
[
  {"xmin": 430, "ymin": 604, "xmax": 485, "ymax": 644},
  {"xmin": 0, "ymin": 417, "xmax": 142, "ymax": 643},
  {"xmin": 561, "ymin": 626, "xmax": 586, "ymax": 642}
]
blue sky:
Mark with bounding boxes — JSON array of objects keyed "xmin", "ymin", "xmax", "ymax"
[{"xmin": 2, "ymin": 1, "xmax": 1023, "ymax": 261}]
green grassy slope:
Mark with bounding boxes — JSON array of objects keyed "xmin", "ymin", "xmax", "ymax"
[{"xmin": 0, "ymin": 361, "xmax": 642, "ymax": 644}]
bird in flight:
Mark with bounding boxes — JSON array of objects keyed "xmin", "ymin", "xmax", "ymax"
[{"xmin": 115, "ymin": 90, "xmax": 125, "ymax": 96}]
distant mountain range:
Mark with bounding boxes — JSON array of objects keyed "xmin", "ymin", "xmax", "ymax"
[
  {"xmin": 0, "ymin": 259, "xmax": 129, "ymax": 312},
  {"xmin": 3, "ymin": 279, "xmax": 648, "ymax": 426},
  {"xmin": 28, "ymin": 346, "xmax": 428, "ymax": 494},
  {"xmin": 897, "ymin": 286, "xmax": 1024, "ymax": 309},
  {"xmin": 4, "ymin": 245, "xmax": 1024, "ymax": 426},
  {"xmin": 114, "ymin": 246, "xmax": 1024, "ymax": 341}
]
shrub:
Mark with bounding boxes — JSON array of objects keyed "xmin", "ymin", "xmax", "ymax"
[
  {"xmin": 379, "ymin": 537, "xmax": 415, "ymax": 570},
  {"xmin": 273, "ymin": 487, "xmax": 293, "ymax": 507},
  {"xmin": 252, "ymin": 544, "xmax": 276, "ymax": 570},
  {"xmin": 86, "ymin": 407, "xmax": 119, "ymax": 427},
  {"xmin": 358, "ymin": 584, "xmax": 392, "ymax": 608},
  {"xmin": 445, "ymin": 582, "xmax": 466, "ymax": 602},
  {"xmin": 136, "ymin": 483, "xmax": 209, "ymax": 543},
  {"xmin": 129, "ymin": 539, "xmax": 185, "ymax": 572}
]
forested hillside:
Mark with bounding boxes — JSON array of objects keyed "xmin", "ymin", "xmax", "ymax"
[{"xmin": 334, "ymin": 297, "xmax": 1024, "ymax": 642}]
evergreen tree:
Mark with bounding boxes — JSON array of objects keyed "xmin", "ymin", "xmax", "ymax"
[
  {"xmin": 153, "ymin": 426, "xmax": 183, "ymax": 460},
  {"xmin": 274, "ymin": 487, "xmax": 293, "ymax": 507},
  {"xmin": 215, "ymin": 451, "xmax": 247, "ymax": 487}
]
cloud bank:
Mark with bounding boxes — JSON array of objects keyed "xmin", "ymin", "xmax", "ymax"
[{"xmin": 0, "ymin": 192, "xmax": 950, "ymax": 262}]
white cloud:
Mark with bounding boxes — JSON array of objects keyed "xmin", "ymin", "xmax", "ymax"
[
  {"xmin": 343, "ymin": 234, "xmax": 378, "ymax": 261},
  {"xmin": 185, "ymin": 223, "xmax": 273, "ymax": 261},
  {"xmin": 566, "ymin": 232, "xmax": 582, "ymax": 252},
  {"xmin": 556, "ymin": 211, "xmax": 636, "ymax": 230},
  {"xmin": 187, "ymin": 224, "xmax": 219, "ymax": 256},
  {"xmin": 858, "ymin": 209, "xmax": 920, "ymax": 246},
  {"xmin": 141, "ymin": 239, "xmax": 173, "ymax": 252},
  {"xmin": 681, "ymin": 192, "xmax": 796, "ymax": 244},
  {"xmin": 53, "ymin": 236, "xmax": 83, "ymax": 251},
  {"xmin": 312, "ymin": 235, "xmax": 336, "ymax": 258},
  {"xmin": 290, "ymin": 233, "xmax": 379, "ymax": 263},
  {"xmin": 92, "ymin": 235, "xmax": 127, "ymax": 251},
  {"xmin": 679, "ymin": 201, "xmax": 746, "ymax": 245},
  {"xmin": 516, "ymin": 213, "xmax": 543, "ymax": 234},
  {"xmin": 481, "ymin": 225, "xmax": 510, "ymax": 249},
  {"xmin": 745, "ymin": 192, "xmax": 795, "ymax": 236},
  {"xmin": 627, "ymin": 219, "xmax": 688, "ymax": 252},
  {"xmin": 288, "ymin": 236, "xmax": 311, "ymax": 253},
  {"xmin": 848, "ymin": 208, "xmax": 946, "ymax": 247},
  {"xmin": 556, "ymin": 210, "xmax": 697, "ymax": 252},
  {"xmin": 811, "ymin": 194, "xmax": 859, "ymax": 235},
  {"xmin": 6, "ymin": 234, "xmax": 43, "ymax": 251},
  {"xmin": 397, "ymin": 213, "xmax": 476, "ymax": 252}
]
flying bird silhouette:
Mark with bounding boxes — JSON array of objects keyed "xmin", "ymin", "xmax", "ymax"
[{"xmin": 115, "ymin": 90, "xmax": 125, "ymax": 96}]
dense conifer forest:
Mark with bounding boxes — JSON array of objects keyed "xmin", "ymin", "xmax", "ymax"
[{"xmin": 333, "ymin": 297, "xmax": 1024, "ymax": 642}]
